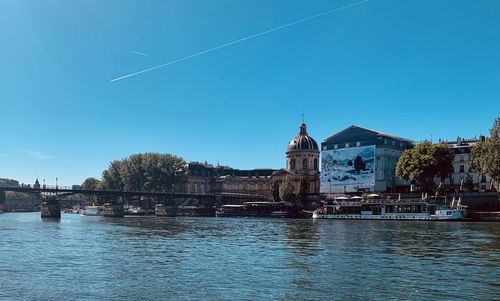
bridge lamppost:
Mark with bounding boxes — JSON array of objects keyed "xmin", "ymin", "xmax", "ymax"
[
  {"xmin": 56, "ymin": 178, "xmax": 58, "ymax": 190},
  {"xmin": 170, "ymin": 183, "xmax": 175, "ymax": 206}
]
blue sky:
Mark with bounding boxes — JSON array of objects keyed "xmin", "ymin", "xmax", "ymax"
[{"xmin": 1, "ymin": 0, "xmax": 499, "ymax": 186}]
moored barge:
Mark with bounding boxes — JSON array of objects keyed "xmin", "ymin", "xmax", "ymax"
[
  {"xmin": 216, "ymin": 201, "xmax": 304, "ymax": 218},
  {"xmin": 313, "ymin": 200, "xmax": 464, "ymax": 221}
]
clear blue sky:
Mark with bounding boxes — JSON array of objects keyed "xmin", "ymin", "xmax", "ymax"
[{"xmin": 1, "ymin": 0, "xmax": 499, "ymax": 186}]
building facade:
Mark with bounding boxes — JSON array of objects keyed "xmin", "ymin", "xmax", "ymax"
[
  {"xmin": 271, "ymin": 122, "xmax": 321, "ymax": 199},
  {"xmin": 182, "ymin": 123, "xmax": 321, "ymax": 200},
  {"xmin": 320, "ymin": 125, "xmax": 413, "ymax": 194},
  {"xmin": 182, "ymin": 161, "xmax": 276, "ymax": 198},
  {"xmin": 216, "ymin": 169, "xmax": 275, "ymax": 199},
  {"xmin": 438, "ymin": 136, "xmax": 492, "ymax": 191},
  {"xmin": 182, "ymin": 162, "xmax": 218, "ymax": 195}
]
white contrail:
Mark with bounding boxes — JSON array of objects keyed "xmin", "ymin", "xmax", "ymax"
[
  {"xmin": 111, "ymin": 0, "xmax": 369, "ymax": 82},
  {"xmin": 129, "ymin": 50, "xmax": 149, "ymax": 56}
]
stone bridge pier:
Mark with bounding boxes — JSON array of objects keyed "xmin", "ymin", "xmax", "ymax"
[
  {"xmin": 41, "ymin": 198, "xmax": 61, "ymax": 218},
  {"xmin": 0, "ymin": 191, "xmax": 6, "ymax": 212},
  {"xmin": 103, "ymin": 202, "xmax": 125, "ymax": 217}
]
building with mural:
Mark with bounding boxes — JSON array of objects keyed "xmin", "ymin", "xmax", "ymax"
[{"xmin": 321, "ymin": 125, "xmax": 413, "ymax": 194}]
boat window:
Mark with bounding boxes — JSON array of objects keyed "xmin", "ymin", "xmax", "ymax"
[{"xmin": 447, "ymin": 211, "xmax": 452, "ymax": 215}]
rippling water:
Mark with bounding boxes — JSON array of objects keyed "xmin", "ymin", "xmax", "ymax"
[{"xmin": 0, "ymin": 213, "xmax": 499, "ymax": 300}]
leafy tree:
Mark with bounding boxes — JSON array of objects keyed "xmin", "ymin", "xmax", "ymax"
[
  {"xmin": 101, "ymin": 160, "xmax": 124, "ymax": 190},
  {"xmin": 0, "ymin": 191, "xmax": 5, "ymax": 204},
  {"xmin": 279, "ymin": 175, "xmax": 295, "ymax": 203},
  {"xmin": 433, "ymin": 143, "xmax": 454, "ymax": 184},
  {"xmin": 471, "ymin": 117, "xmax": 500, "ymax": 191},
  {"xmin": 100, "ymin": 153, "xmax": 187, "ymax": 193},
  {"xmin": 271, "ymin": 181, "xmax": 281, "ymax": 202},
  {"xmin": 298, "ymin": 177, "xmax": 309, "ymax": 205},
  {"xmin": 396, "ymin": 141, "xmax": 453, "ymax": 192},
  {"xmin": 354, "ymin": 155, "xmax": 366, "ymax": 173},
  {"xmin": 81, "ymin": 177, "xmax": 101, "ymax": 190},
  {"xmin": 463, "ymin": 174, "xmax": 474, "ymax": 192}
]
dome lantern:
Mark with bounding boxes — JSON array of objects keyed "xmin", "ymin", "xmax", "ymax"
[{"xmin": 287, "ymin": 122, "xmax": 319, "ymax": 153}]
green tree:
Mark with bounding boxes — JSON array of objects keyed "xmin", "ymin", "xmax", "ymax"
[
  {"xmin": 463, "ymin": 174, "xmax": 474, "ymax": 192},
  {"xmin": 0, "ymin": 191, "xmax": 5, "ymax": 204},
  {"xmin": 471, "ymin": 117, "xmax": 500, "ymax": 191},
  {"xmin": 101, "ymin": 160, "xmax": 125, "ymax": 190},
  {"xmin": 81, "ymin": 177, "xmax": 101, "ymax": 190},
  {"xmin": 279, "ymin": 175, "xmax": 295, "ymax": 203},
  {"xmin": 433, "ymin": 143, "xmax": 454, "ymax": 184},
  {"xmin": 100, "ymin": 153, "xmax": 187, "ymax": 193},
  {"xmin": 396, "ymin": 141, "xmax": 453, "ymax": 192},
  {"xmin": 298, "ymin": 177, "xmax": 309, "ymax": 205},
  {"xmin": 271, "ymin": 181, "xmax": 281, "ymax": 202}
]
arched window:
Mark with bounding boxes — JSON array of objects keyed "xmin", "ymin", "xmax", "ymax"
[
  {"xmin": 303, "ymin": 159, "xmax": 308, "ymax": 170},
  {"xmin": 314, "ymin": 158, "xmax": 318, "ymax": 171},
  {"xmin": 290, "ymin": 159, "xmax": 296, "ymax": 170}
]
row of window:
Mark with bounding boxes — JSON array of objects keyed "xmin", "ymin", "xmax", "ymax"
[
  {"xmin": 224, "ymin": 183, "xmax": 268, "ymax": 191},
  {"xmin": 290, "ymin": 158, "xmax": 318, "ymax": 170},
  {"xmin": 324, "ymin": 140, "xmax": 405, "ymax": 150}
]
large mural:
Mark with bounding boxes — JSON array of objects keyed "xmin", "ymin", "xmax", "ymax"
[{"xmin": 321, "ymin": 146, "xmax": 375, "ymax": 193}]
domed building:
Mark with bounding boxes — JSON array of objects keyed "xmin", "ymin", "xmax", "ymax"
[
  {"xmin": 286, "ymin": 122, "xmax": 320, "ymax": 173},
  {"xmin": 272, "ymin": 122, "xmax": 321, "ymax": 203}
]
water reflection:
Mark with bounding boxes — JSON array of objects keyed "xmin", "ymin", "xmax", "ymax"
[{"xmin": 0, "ymin": 213, "xmax": 499, "ymax": 300}]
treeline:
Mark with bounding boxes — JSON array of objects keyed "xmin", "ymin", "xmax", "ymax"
[
  {"xmin": 396, "ymin": 117, "xmax": 500, "ymax": 193},
  {"xmin": 0, "ymin": 178, "xmax": 19, "ymax": 187},
  {"xmin": 472, "ymin": 117, "xmax": 500, "ymax": 191},
  {"xmin": 81, "ymin": 153, "xmax": 187, "ymax": 193}
]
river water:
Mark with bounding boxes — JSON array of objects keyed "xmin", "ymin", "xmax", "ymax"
[{"xmin": 0, "ymin": 213, "xmax": 498, "ymax": 300}]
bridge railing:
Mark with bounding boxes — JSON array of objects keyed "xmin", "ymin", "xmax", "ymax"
[{"xmin": 40, "ymin": 185, "xmax": 75, "ymax": 190}]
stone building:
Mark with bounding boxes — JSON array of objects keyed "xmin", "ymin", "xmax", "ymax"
[
  {"xmin": 437, "ymin": 136, "xmax": 492, "ymax": 191},
  {"xmin": 271, "ymin": 122, "xmax": 321, "ymax": 200},
  {"xmin": 181, "ymin": 122, "xmax": 321, "ymax": 200},
  {"xmin": 216, "ymin": 169, "xmax": 275, "ymax": 199},
  {"xmin": 320, "ymin": 125, "xmax": 413, "ymax": 194},
  {"xmin": 182, "ymin": 162, "xmax": 219, "ymax": 195},
  {"xmin": 182, "ymin": 161, "xmax": 276, "ymax": 198}
]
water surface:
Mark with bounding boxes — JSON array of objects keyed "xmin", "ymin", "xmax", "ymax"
[{"xmin": 0, "ymin": 213, "xmax": 498, "ymax": 300}]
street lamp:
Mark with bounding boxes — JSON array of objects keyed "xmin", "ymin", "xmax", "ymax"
[{"xmin": 56, "ymin": 178, "xmax": 58, "ymax": 190}]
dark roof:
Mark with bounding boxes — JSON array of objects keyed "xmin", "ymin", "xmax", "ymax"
[
  {"xmin": 323, "ymin": 125, "xmax": 413, "ymax": 143},
  {"xmin": 287, "ymin": 123, "xmax": 319, "ymax": 152}
]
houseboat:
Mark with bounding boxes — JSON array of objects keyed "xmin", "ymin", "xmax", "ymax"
[
  {"xmin": 216, "ymin": 202, "xmax": 304, "ymax": 218},
  {"xmin": 313, "ymin": 200, "xmax": 464, "ymax": 221},
  {"xmin": 81, "ymin": 205, "xmax": 102, "ymax": 216}
]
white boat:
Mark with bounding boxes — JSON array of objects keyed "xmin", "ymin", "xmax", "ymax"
[
  {"xmin": 313, "ymin": 200, "xmax": 464, "ymax": 221},
  {"xmin": 81, "ymin": 206, "xmax": 101, "ymax": 216}
]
